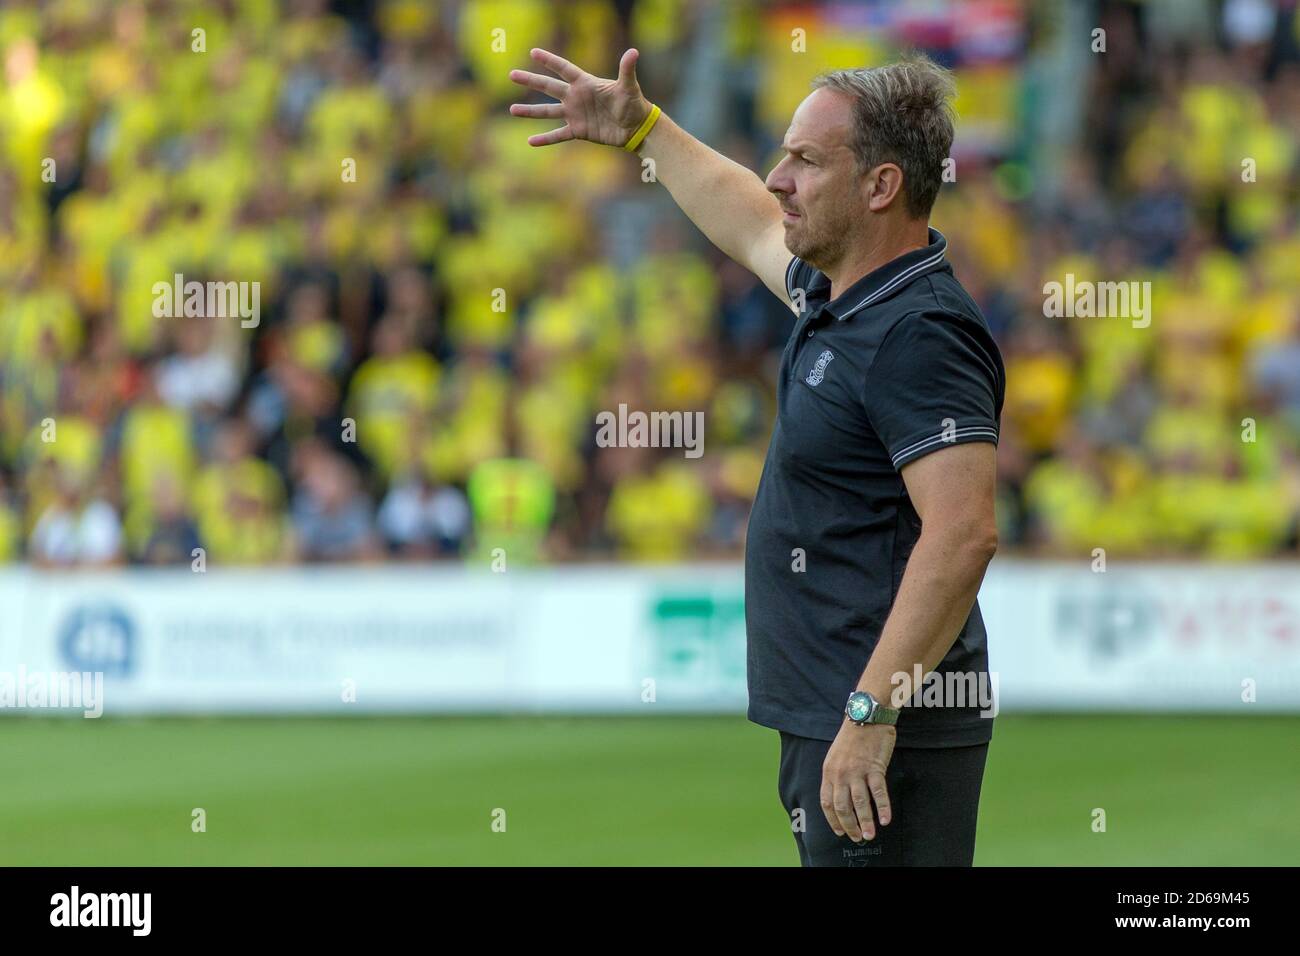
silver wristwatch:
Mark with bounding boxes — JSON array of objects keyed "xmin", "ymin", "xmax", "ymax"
[{"xmin": 844, "ymin": 690, "xmax": 900, "ymax": 726}]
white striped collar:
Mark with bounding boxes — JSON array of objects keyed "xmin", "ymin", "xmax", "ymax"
[{"xmin": 825, "ymin": 228, "xmax": 949, "ymax": 321}]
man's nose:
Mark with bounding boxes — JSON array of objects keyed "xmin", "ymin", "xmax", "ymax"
[{"xmin": 765, "ymin": 159, "xmax": 792, "ymax": 197}]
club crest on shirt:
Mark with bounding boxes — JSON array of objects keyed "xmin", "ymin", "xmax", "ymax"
[{"xmin": 805, "ymin": 349, "xmax": 834, "ymax": 386}]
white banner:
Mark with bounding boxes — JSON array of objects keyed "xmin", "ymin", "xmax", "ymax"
[
  {"xmin": 0, "ymin": 562, "xmax": 1297, "ymax": 714},
  {"xmin": 982, "ymin": 562, "xmax": 1300, "ymax": 710}
]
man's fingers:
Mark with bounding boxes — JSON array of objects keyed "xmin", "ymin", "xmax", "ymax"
[
  {"xmin": 616, "ymin": 48, "xmax": 640, "ymax": 88},
  {"xmin": 527, "ymin": 125, "xmax": 575, "ymax": 148},
  {"xmin": 819, "ymin": 778, "xmax": 842, "ymax": 837},
  {"xmin": 509, "ymin": 102, "xmax": 564, "ymax": 120},
  {"xmin": 832, "ymin": 786, "xmax": 863, "ymax": 842},
  {"xmin": 850, "ymin": 778, "xmax": 876, "ymax": 841},
  {"xmin": 868, "ymin": 770, "xmax": 892, "ymax": 827},
  {"xmin": 507, "ymin": 69, "xmax": 569, "ymax": 99},
  {"xmin": 530, "ymin": 47, "xmax": 583, "ymax": 81}
]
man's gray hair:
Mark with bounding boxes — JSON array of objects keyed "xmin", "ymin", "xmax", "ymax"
[{"xmin": 812, "ymin": 54, "xmax": 956, "ymax": 219}]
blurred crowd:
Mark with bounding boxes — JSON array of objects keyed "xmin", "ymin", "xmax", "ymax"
[{"xmin": 0, "ymin": 0, "xmax": 1298, "ymax": 567}]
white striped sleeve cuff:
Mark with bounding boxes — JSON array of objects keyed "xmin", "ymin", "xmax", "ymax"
[{"xmin": 890, "ymin": 425, "xmax": 999, "ymax": 470}]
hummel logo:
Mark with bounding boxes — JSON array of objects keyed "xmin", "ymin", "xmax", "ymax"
[{"xmin": 805, "ymin": 350, "xmax": 834, "ymax": 386}]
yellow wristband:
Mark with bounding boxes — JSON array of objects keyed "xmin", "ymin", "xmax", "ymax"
[{"xmin": 623, "ymin": 104, "xmax": 661, "ymax": 152}]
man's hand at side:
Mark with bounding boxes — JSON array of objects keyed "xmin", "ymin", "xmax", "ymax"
[
  {"xmin": 820, "ymin": 721, "xmax": 895, "ymax": 842},
  {"xmin": 508, "ymin": 48, "xmax": 650, "ymax": 148}
]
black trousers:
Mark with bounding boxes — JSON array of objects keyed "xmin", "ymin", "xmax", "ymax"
[{"xmin": 777, "ymin": 731, "xmax": 989, "ymax": 866}]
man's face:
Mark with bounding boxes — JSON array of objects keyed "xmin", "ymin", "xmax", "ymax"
[{"xmin": 765, "ymin": 88, "xmax": 864, "ymax": 272}]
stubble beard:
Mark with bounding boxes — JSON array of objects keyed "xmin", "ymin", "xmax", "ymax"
[{"xmin": 787, "ymin": 212, "xmax": 849, "ymax": 276}]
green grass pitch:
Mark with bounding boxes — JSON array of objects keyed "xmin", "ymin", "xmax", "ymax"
[{"xmin": 1, "ymin": 714, "xmax": 1295, "ymax": 865}]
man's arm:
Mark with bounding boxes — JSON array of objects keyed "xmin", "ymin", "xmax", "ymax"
[
  {"xmin": 635, "ymin": 113, "xmax": 794, "ymax": 305},
  {"xmin": 509, "ymin": 47, "xmax": 795, "ymax": 308},
  {"xmin": 857, "ymin": 441, "xmax": 999, "ymax": 706},
  {"xmin": 821, "ymin": 441, "xmax": 998, "ymax": 843}
]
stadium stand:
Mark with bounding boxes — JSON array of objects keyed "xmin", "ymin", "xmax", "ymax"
[{"xmin": 0, "ymin": 0, "xmax": 1297, "ymax": 566}]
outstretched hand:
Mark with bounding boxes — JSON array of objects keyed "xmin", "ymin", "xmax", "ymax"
[{"xmin": 508, "ymin": 47, "xmax": 652, "ymax": 148}]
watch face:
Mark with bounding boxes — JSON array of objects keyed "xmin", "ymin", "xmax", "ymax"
[{"xmin": 846, "ymin": 693, "xmax": 873, "ymax": 722}]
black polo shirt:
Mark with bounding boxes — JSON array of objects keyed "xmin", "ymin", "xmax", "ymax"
[{"xmin": 744, "ymin": 228, "xmax": 1005, "ymax": 748}]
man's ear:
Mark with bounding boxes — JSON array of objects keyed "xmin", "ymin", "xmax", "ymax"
[{"xmin": 866, "ymin": 162, "xmax": 905, "ymax": 212}]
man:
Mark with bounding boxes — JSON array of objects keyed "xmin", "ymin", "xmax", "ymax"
[{"xmin": 510, "ymin": 48, "xmax": 1003, "ymax": 866}]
